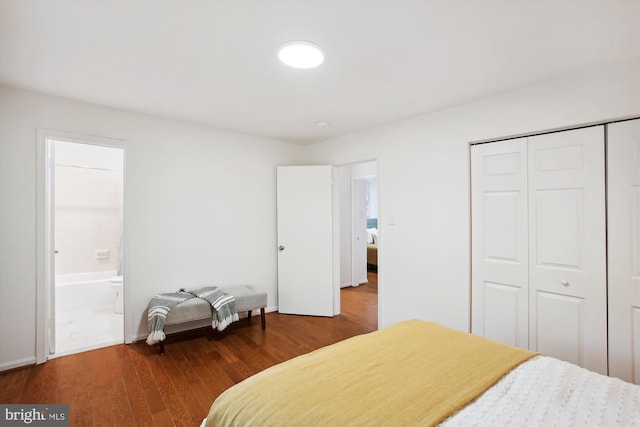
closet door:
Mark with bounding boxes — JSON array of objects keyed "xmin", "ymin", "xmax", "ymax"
[
  {"xmin": 471, "ymin": 138, "xmax": 529, "ymax": 348},
  {"xmin": 608, "ymin": 119, "xmax": 640, "ymax": 384},
  {"xmin": 528, "ymin": 126, "xmax": 607, "ymax": 375}
]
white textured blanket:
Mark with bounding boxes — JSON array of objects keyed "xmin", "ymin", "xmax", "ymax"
[{"xmin": 440, "ymin": 355, "xmax": 640, "ymax": 426}]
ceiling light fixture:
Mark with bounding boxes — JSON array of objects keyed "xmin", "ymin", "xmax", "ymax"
[
  {"xmin": 278, "ymin": 41, "xmax": 325, "ymax": 69},
  {"xmin": 316, "ymin": 121, "xmax": 330, "ymax": 128}
]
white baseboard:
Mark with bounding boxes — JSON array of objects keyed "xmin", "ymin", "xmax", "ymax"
[{"xmin": 0, "ymin": 356, "xmax": 36, "ymax": 372}]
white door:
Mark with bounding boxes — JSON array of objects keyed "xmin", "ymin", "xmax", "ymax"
[
  {"xmin": 277, "ymin": 166, "xmax": 335, "ymax": 316},
  {"xmin": 352, "ymin": 178, "xmax": 368, "ymax": 285},
  {"xmin": 528, "ymin": 126, "xmax": 607, "ymax": 375},
  {"xmin": 471, "ymin": 138, "xmax": 529, "ymax": 349},
  {"xmin": 608, "ymin": 119, "xmax": 640, "ymax": 384}
]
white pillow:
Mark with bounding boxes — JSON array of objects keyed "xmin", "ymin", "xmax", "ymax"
[
  {"xmin": 371, "ymin": 228, "xmax": 378, "ymax": 244},
  {"xmin": 367, "ymin": 229, "xmax": 375, "ymax": 244}
]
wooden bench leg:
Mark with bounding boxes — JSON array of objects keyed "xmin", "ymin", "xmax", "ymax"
[
  {"xmin": 247, "ymin": 309, "xmax": 253, "ymax": 326},
  {"xmin": 159, "ymin": 340, "xmax": 165, "ymax": 355},
  {"xmin": 260, "ymin": 308, "xmax": 266, "ymax": 330}
]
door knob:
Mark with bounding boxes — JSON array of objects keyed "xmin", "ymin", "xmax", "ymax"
[{"xmin": 279, "ymin": 245, "xmax": 285, "ymax": 251}]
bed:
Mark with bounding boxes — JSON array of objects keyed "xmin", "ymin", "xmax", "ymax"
[
  {"xmin": 202, "ymin": 320, "xmax": 640, "ymax": 426},
  {"xmin": 366, "ymin": 242, "xmax": 377, "ymax": 267}
]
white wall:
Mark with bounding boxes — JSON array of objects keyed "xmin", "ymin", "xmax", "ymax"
[
  {"xmin": 1, "ymin": 58, "xmax": 638, "ymax": 371},
  {"xmin": 0, "ymin": 84, "xmax": 304, "ymax": 370},
  {"xmin": 307, "ymin": 59, "xmax": 640, "ymax": 332}
]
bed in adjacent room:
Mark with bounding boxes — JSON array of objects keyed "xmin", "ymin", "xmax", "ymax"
[{"xmin": 202, "ymin": 320, "xmax": 640, "ymax": 426}]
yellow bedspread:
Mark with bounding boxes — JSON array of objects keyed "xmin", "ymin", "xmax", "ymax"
[{"xmin": 206, "ymin": 320, "xmax": 537, "ymax": 427}]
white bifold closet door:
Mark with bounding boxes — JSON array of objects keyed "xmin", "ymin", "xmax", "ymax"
[
  {"xmin": 608, "ymin": 119, "xmax": 640, "ymax": 384},
  {"xmin": 472, "ymin": 126, "xmax": 607, "ymax": 375},
  {"xmin": 471, "ymin": 138, "xmax": 529, "ymax": 349},
  {"xmin": 527, "ymin": 127, "xmax": 607, "ymax": 375}
]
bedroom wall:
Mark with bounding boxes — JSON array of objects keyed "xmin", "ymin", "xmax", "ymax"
[
  {"xmin": 306, "ymin": 59, "xmax": 640, "ymax": 332},
  {"xmin": 0, "ymin": 84, "xmax": 305, "ymax": 370},
  {"xmin": 1, "ymin": 60, "xmax": 637, "ymax": 371}
]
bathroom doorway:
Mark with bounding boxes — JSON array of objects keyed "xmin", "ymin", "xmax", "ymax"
[{"xmin": 48, "ymin": 139, "xmax": 125, "ymax": 357}]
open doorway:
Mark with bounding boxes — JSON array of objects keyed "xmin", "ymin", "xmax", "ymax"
[
  {"xmin": 47, "ymin": 139, "xmax": 125, "ymax": 357},
  {"xmin": 336, "ymin": 160, "xmax": 378, "ymax": 319}
]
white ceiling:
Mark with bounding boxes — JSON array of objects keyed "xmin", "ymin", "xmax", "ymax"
[{"xmin": 0, "ymin": 1, "xmax": 638, "ymax": 144}]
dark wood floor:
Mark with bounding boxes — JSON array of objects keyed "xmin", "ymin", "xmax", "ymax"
[{"xmin": 0, "ymin": 272, "xmax": 378, "ymax": 426}]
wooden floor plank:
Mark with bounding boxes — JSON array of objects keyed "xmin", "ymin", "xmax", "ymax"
[
  {"xmin": 0, "ymin": 273, "xmax": 377, "ymax": 426},
  {"xmin": 120, "ymin": 347, "xmax": 155, "ymax": 427},
  {"xmin": 0, "ymin": 369, "xmax": 28, "ymax": 403},
  {"xmin": 168, "ymin": 345, "xmax": 216, "ymax": 415}
]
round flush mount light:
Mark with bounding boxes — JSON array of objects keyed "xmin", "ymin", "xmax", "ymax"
[
  {"xmin": 278, "ymin": 41, "xmax": 325, "ymax": 69},
  {"xmin": 316, "ymin": 121, "xmax": 330, "ymax": 128}
]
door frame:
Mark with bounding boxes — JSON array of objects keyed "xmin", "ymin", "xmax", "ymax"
[{"xmin": 36, "ymin": 129, "xmax": 128, "ymax": 364}]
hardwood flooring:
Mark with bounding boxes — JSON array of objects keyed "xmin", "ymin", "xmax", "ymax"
[{"xmin": 0, "ymin": 272, "xmax": 378, "ymax": 426}]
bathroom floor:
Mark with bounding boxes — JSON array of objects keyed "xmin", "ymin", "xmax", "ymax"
[{"xmin": 54, "ymin": 305, "xmax": 124, "ymax": 357}]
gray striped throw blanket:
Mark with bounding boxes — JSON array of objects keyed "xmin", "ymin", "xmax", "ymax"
[{"xmin": 146, "ymin": 286, "xmax": 239, "ymax": 345}]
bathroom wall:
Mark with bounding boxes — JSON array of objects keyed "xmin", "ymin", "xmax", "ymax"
[{"xmin": 54, "ymin": 141, "xmax": 124, "ymax": 278}]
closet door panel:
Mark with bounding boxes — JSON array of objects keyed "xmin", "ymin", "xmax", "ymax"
[
  {"xmin": 528, "ymin": 126, "xmax": 607, "ymax": 375},
  {"xmin": 608, "ymin": 119, "xmax": 640, "ymax": 384},
  {"xmin": 535, "ymin": 188, "xmax": 583, "ymax": 268},
  {"xmin": 471, "ymin": 139, "xmax": 528, "ymax": 348},
  {"xmin": 536, "ymin": 291, "xmax": 583, "ymax": 366},
  {"xmin": 484, "ymin": 282, "xmax": 521, "ymax": 346}
]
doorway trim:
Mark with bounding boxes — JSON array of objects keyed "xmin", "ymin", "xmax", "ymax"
[{"xmin": 36, "ymin": 129, "xmax": 128, "ymax": 364}]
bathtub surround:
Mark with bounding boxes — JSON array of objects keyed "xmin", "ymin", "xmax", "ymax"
[
  {"xmin": 55, "ymin": 271, "xmax": 119, "ymax": 311},
  {"xmin": 53, "ymin": 141, "xmax": 124, "ymax": 278}
]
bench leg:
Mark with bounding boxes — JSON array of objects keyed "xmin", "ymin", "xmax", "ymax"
[
  {"xmin": 260, "ymin": 308, "xmax": 266, "ymax": 330},
  {"xmin": 159, "ymin": 340, "xmax": 165, "ymax": 355},
  {"xmin": 247, "ymin": 310, "xmax": 252, "ymax": 326}
]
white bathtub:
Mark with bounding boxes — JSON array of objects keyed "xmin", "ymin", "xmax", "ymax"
[{"xmin": 55, "ymin": 270, "xmax": 118, "ymax": 312}]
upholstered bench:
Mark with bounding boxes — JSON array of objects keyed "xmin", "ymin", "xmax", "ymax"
[{"xmin": 158, "ymin": 285, "xmax": 267, "ymax": 354}]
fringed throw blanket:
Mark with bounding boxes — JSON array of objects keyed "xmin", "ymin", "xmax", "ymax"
[
  {"xmin": 146, "ymin": 286, "xmax": 239, "ymax": 345},
  {"xmin": 146, "ymin": 290, "xmax": 193, "ymax": 345},
  {"xmin": 187, "ymin": 286, "xmax": 239, "ymax": 331}
]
